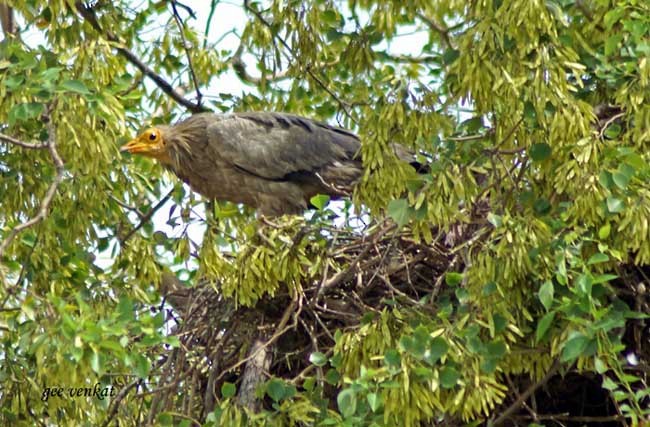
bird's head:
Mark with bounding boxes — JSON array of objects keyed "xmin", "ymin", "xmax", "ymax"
[{"xmin": 120, "ymin": 127, "xmax": 171, "ymax": 164}]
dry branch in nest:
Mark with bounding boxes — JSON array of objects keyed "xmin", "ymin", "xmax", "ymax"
[{"xmin": 149, "ymin": 218, "xmax": 455, "ymax": 422}]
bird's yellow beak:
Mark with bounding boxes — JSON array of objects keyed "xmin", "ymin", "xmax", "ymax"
[
  {"xmin": 120, "ymin": 128, "xmax": 163, "ymax": 157},
  {"xmin": 120, "ymin": 137, "xmax": 150, "ymax": 154}
]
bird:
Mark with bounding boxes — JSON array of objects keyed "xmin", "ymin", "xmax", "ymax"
[{"xmin": 121, "ymin": 112, "xmax": 420, "ymax": 216}]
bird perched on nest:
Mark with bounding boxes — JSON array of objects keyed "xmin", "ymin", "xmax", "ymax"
[{"xmin": 121, "ymin": 112, "xmax": 420, "ymax": 216}]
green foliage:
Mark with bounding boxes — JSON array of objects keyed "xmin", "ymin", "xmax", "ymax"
[{"xmin": 1, "ymin": 0, "xmax": 649, "ymax": 425}]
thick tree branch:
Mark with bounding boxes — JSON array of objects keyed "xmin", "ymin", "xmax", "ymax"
[
  {"xmin": 75, "ymin": 2, "xmax": 208, "ymax": 113},
  {"xmin": 0, "ymin": 120, "xmax": 65, "ymax": 258}
]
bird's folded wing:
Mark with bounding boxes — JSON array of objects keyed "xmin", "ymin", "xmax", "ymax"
[{"xmin": 204, "ymin": 112, "xmax": 361, "ymax": 180}]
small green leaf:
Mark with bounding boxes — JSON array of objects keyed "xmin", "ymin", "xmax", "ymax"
[
  {"xmin": 604, "ymin": 123, "xmax": 622, "ymax": 139},
  {"xmin": 221, "ymin": 382, "xmax": 236, "ymax": 398},
  {"xmin": 487, "ymin": 213, "xmax": 502, "ymax": 227},
  {"xmin": 367, "ymin": 392, "xmax": 382, "ymax": 412},
  {"xmin": 266, "ymin": 378, "xmax": 286, "ymax": 402},
  {"xmin": 530, "ymin": 143, "xmax": 551, "ymax": 161},
  {"xmin": 134, "ymin": 354, "xmax": 151, "ymax": 378},
  {"xmin": 587, "ymin": 253, "xmax": 609, "ymax": 265},
  {"xmin": 561, "ymin": 334, "xmax": 590, "ymax": 362},
  {"xmin": 535, "ymin": 311, "xmax": 555, "ymax": 343},
  {"xmin": 325, "ymin": 368, "xmax": 341, "ymax": 385},
  {"xmin": 310, "ymin": 194, "xmax": 330, "ymax": 210},
  {"xmin": 538, "ymin": 281, "xmax": 554, "ymax": 310},
  {"xmin": 337, "ymin": 388, "xmax": 357, "ymax": 418},
  {"xmin": 384, "ymin": 349, "xmax": 401, "ymax": 367},
  {"xmin": 598, "ymin": 223, "xmax": 611, "ymax": 239},
  {"xmin": 576, "ymin": 274, "xmax": 593, "ymax": 296},
  {"xmin": 424, "ymin": 337, "xmax": 448, "ymax": 365},
  {"xmin": 606, "ymin": 197, "xmax": 624, "ymax": 213},
  {"xmin": 445, "ymin": 272, "xmax": 463, "ymax": 286},
  {"xmin": 90, "ymin": 350, "xmax": 102, "ymax": 374},
  {"xmin": 439, "ymin": 366, "xmax": 460, "ymax": 389},
  {"xmin": 592, "ymin": 274, "xmax": 617, "ymax": 284},
  {"xmin": 309, "ymin": 351, "xmax": 327, "ymax": 367},
  {"xmin": 387, "ymin": 198, "xmax": 410, "ymax": 227},
  {"xmin": 612, "ymin": 171, "xmax": 629, "ymax": 189},
  {"xmin": 442, "ymin": 48, "xmax": 460, "ymax": 65},
  {"xmin": 60, "ymin": 79, "xmax": 90, "ymax": 94}
]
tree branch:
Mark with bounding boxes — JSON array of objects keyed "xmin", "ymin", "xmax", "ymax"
[
  {"xmin": 170, "ymin": 0, "xmax": 203, "ymax": 106},
  {"xmin": 491, "ymin": 359, "xmax": 561, "ymax": 426},
  {"xmin": 230, "ymin": 44, "xmax": 290, "ymax": 85},
  {"xmin": 0, "ymin": 132, "xmax": 48, "ymax": 149},
  {"xmin": 74, "ymin": 2, "xmax": 208, "ymax": 113},
  {"xmin": 0, "ymin": 120, "xmax": 65, "ymax": 258},
  {"xmin": 119, "ymin": 188, "xmax": 175, "ymax": 245},
  {"xmin": 416, "ymin": 12, "xmax": 453, "ymax": 49}
]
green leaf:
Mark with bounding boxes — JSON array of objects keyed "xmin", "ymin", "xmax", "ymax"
[
  {"xmin": 337, "ymin": 388, "xmax": 357, "ymax": 418},
  {"xmin": 134, "ymin": 354, "xmax": 151, "ymax": 378},
  {"xmin": 598, "ymin": 223, "xmax": 611, "ymax": 239},
  {"xmin": 561, "ymin": 334, "xmax": 590, "ymax": 362},
  {"xmin": 587, "ymin": 252, "xmax": 609, "ymax": 265},
  {"xmin": 445, "ymin": 272, "xmax": 463, "ymax": 286},
  {"xmin": 576, "ymin": 274, "xmax": 592, "ymax": 296},
  {"xmin": 325, "ymin": 369, "xmax": 341, "ymax": 385},
  {"xmin": 309, "ymin": 351, "xmax": 327, "ymax": 366},
  {"xmin": 442, "ymin": 48, "xmax": 460, "ymax": 65},
  {"xmin": 487, "ymin": 213, "xmax": 502, "ymax": 227},
  {"xmin": 604, "ymin": 123, "xmax": 622, "ymax": 139},
  {"xmin": 530, "ymin": 143, "xmax": 551, "ymax": 161},
  {"xmin": 60, "ymin": 79, "xmax": 91, "ymax": 94},
  {"xmin": 266, "ymin": 378, "xmax": 287, "ymax": 402},
  {"xmin": 606, "ymin": 197, "xmax": 624, "ymax": 213},
  {"xmin": 384, "ymin": 349, "xmax": 401, "ymax": 367},
  {"xmin": 612, "ymin": 171, "xmax": 629, "ymax": 189},
  {"xmin": 367, "ymin": 392, "xmax": 382, "ymax": 412},
  {"xmin": 221, "ymin": 382, "xmax": 236, "ymax": 398},
  {"xmin": 90, "ymin": 349, "xmax": 102, "ymax": 374},
  {"xmin": 535, "ymin": 311, "xmax": 555, "ymax": 343},
  {"xmin": 485, "ymin": 340, "xmax": 507, "ymax": 358},
  {"xmin": 387, "ymin": 198, "xmax": 410, "ymax": 227},
  {"xmin": 439, "ymin": 366, "xmax": 460, "ymax": 389},
  {"xmin": 424, "ymin": 337, "xmax": 448, "ymax": 365},
  {"xmin": 310, "ymin": 194, "xmax": 330, "ymax": 210},
  {"xmin": 538, "ymin": 281, "xmax": 554, "ymax": 310},
  {"xmin": 592, "ymin": 274, "xmax": 617, "ymax": 284}
]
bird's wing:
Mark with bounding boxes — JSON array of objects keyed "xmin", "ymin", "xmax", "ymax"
[{"xmin": 204, "ymin": 112, "xmax": 360, "ymax": 180}]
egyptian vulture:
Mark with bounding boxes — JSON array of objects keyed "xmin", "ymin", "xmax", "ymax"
[{"xmin": 121, "ymin": 112, "xmax": 418, "ymax": 215}]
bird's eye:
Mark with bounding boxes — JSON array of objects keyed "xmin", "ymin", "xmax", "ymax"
[{"xmin": 149, "ymin": 132, "xmax": 157, "ymax": 141}]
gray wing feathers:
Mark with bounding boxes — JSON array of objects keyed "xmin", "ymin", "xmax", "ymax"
[{"xmin": 205, "ymin": 112, "xmax": 360, "ymax": 180}]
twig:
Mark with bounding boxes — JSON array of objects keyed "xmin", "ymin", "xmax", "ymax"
[
  {"xmin": 491, "ymin": 359, "xmax": 561, "ymax": 426},
  {"xmin": 0, "ymin": 120, "xmax": 65, "ymax": 258},
  {"xmin": 0, "ymin": 132, "xmax": 48, "ymax": 149},
  {"xmin": 75, "ymin": 2, "xmax": 208, "ymax": 114},
  {"xmin": 120, "ymin": 188, "xmax": 175, "ymax": 244},
  {"xmin": 415, "ymin": 12, "xmax": 453, "ymax": 49},
  {"xmin": 230, "ymin": 44, "xmax": 290, "ymax": 85},
  {"xmin": 170, "ymin": 0, "xmax": 203, "ymax": 106},
  {"xmin": 214, "ymin": 298, "xmax": 300, "ymax": 384},
  {"xmin": 203, "ymin": 0, "xmax": 219, "ymax": 50},
  {"xmin": 242, "ymin": 0, "xmax": 356, "ymax": 122},
  {"xmin": 100, "ymin": 379, "xmax": 141, "ymax": 427}
]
